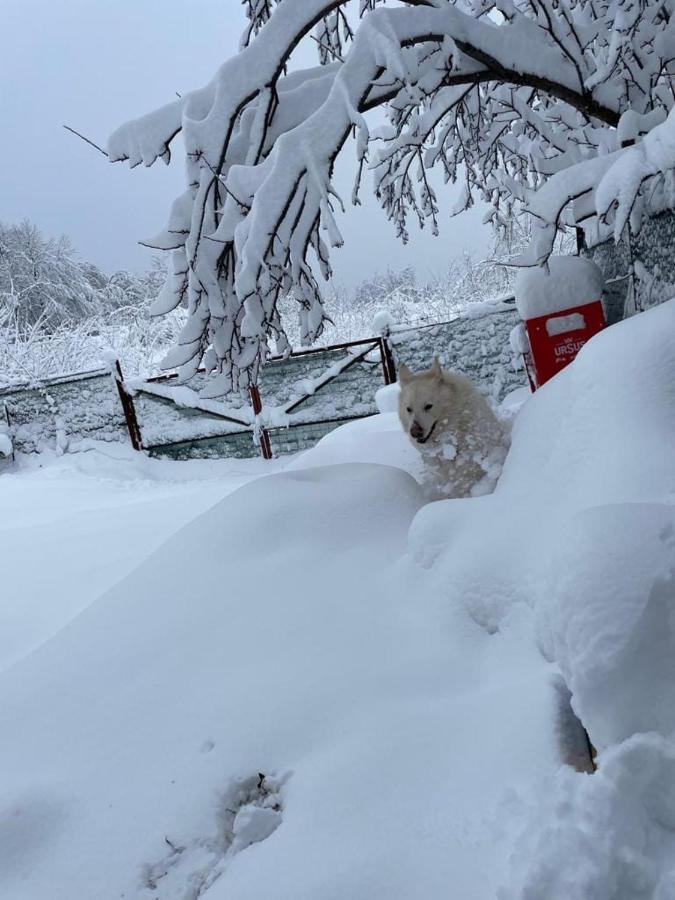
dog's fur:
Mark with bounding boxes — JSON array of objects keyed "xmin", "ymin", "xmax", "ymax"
[{"xmin": 398, "ymin": 359, "xmax": 507, "ymax": 498}]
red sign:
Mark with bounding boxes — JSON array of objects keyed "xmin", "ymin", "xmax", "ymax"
[{"xmin": 524, "ymin": 300, "xmax": 606, "ymax": 388}]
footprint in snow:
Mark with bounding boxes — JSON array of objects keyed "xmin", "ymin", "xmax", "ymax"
[{"xmin": 140, "ymin": 771, "xmax": 287, "ymax": 899}]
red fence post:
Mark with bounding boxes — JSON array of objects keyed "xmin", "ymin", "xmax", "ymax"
[
  {"xmin": 249, "ymin": 384, "xmax": 273, "ymax": 460},
  {"xmin": 113, "ymin": 360, "xmax": 143, "ymax": 451},
  {"xmin": 378, "ymin": 336, "xmax": 397, "ymax": 385}
]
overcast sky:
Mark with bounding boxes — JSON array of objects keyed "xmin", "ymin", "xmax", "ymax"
[{"xmin": 2, "ymin": 0, "xmax": 491, "ymax": 288}]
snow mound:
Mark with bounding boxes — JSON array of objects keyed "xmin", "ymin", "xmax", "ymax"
[
  {"xmin": 375, "ymin": 382, "xmax": 400, "ymax": 414},
  {"xmin": 405, "ymin": 298, "xmax": 675, "ymax": 897},
  {"xmin": 411, "ymin": 298, "xmax": 675, "ymax": 727},
  {"xmin": 502, "ymin": 733, "xmax": 675, "ymax": 900},
  {"xmin": 0, "ymin": 457, "xmax": 561, "ymax": 899},
  {"xmin": 515, "ymin": 255, "xmax": 605, "ymax": 320},
  {"xmin": 539, "ymin": 503, "xmax": 675, "ymax": 748},
  {"xmin": 372, "ymin": 309, "xmax": 395, "ymax": 334},
  {"xmin": 287, "ymin": 411, "xmax": 423, "ymax": 481}
]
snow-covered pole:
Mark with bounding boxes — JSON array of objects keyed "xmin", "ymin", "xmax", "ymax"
[{"xmin": 249, "ymin": 384, "xmax": 273, "ymax": 460}]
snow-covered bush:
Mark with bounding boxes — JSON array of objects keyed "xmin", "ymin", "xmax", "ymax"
[
  {"xmin": 0, "ymin": 224, "xmax": 181, "ymax": 386},
  {"xmin": 0, "ymin": 308, "xmax": 185, "ymax": 387},
  {"xmin": 0, "ymin": 221, "xmax": 168, "ymax": 334},
  {"xmin": 0, "ymin": 221, "xmax": 105, "ymax": 332},
  {"xmin": 108, "ymin": 0, "xmax": 675, "ymax": 394},
  {"xmin": 278, "ymin": 248, "xmax": 521, "ymax": 347}
]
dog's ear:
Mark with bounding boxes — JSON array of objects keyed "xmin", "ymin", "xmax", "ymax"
[
  {"xmin": 430, "ymin": 357, "xmax": 443, "ymax": 378},
  {"xmin": 398, "ymin": 363, "xmax": 412, "ymax": 383}
]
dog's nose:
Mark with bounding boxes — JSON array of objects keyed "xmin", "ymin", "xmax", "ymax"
[{"xmin": 410, "ymin": 421, "xmax": 424, "ymax": 440}]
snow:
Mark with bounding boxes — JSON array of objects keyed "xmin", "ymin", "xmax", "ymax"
[
  {"xmin": 503, "ymin": 733, "xmax": 675, "ymax": 899},
  {"xmin": 0, "ymin": 423, "xmax": 555, "ymax": 900},
  {"xmin": 287, "ymin": 410, "xmax": 423, "ymax": 479},
  {"xmin": 616, "ymin": 107, "xmax": 667, "ymax": 148},
  {"xmin": 374, "ymin": 381, "xmax": 400, "ymax": 413},
  {"xmin": 509, "ymin": 322, "xmax": 529, "ymax": 356},
  {"xmin": 2, "ymin": 298, "xmax": 675, "ymax": 897},
  {"xmin": 372, "ymin": 308, "xmax": 395, "ymax": 334},
  {"xmin": 514, "ymin": 255, "xmax": 605, "ymax": 320},
  {"xmin": 408, "ymin": 298, "xmax": 675, "ymax": 894},
  {"xmin": 0, "ymin": 444, "xmax": 281, "ymax": 673},
  {"xmin": 545, "ymin": 311, "xmax": 586, "ymax": 336},
  {"xmin": 596, "ymin": 106, "xmax": 675, "ymax": 240}
]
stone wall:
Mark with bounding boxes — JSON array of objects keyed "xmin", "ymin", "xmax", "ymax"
[{"xmin": 586, "ymin": 209, "xmax": 675, "ymax": 321}]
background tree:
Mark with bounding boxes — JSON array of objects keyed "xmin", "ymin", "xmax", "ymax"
[
  {"xmin": 0, "ymin": 221, "xmax": 179, "ymax": 386},
  {"xmin": 0, "ymin": 221, "xmax": 102, "ymax": 332},
  {"xmin": 109, "ymin": 0, "xmax": 675, "ymax": 396}
]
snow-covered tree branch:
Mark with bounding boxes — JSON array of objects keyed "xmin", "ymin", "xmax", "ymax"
[{"xmin": 109, "ymin": 0, "xmax": 675, "ymax": 394}]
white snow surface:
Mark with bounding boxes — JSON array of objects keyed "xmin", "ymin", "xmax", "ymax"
[
  {"xmin": 515, "ymin": 255, "xmax": 605, "ymax": 320},
  {"xmin": 374, "ymin": 381, "xmax": 400, "ymax": 413},
  {"xmin": 545, "ymin": 311, "xmax": 586, "ymax": 336},
  {"xmin": 0, "ymin": 451, "xmax": 554, "ymax": 900},
  {"xmin": 0, "ymin": 444, "xmax": 281, "ymax": 674},
  {"xmin": 372, "ymin": 308, "xmax": 396, "ymax": 334},
  {"xmin": 410, "ymin": 300, "xmax": 675, "ymax": 895},
  {"xmin": 2, "ymin": 299, "xmax": 675, "ymax": 898}
]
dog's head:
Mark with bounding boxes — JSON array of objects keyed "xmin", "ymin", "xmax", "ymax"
[{"xmin": 398, "ymin": 358, "xmax": 453, "ymax": 445}]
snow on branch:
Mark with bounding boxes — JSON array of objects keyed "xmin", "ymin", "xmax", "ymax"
[{"xmin": 108, "ymin": 0, "xmax": 675, "ymax": 394}]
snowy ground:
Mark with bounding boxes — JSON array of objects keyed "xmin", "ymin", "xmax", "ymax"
[
  {"xmin": 0, "ymin": 445, "xmax": 281, "ymax": 675},
  {"xmin": 2, "ymin": 300, "xmax": 675, "ymax": 899}
]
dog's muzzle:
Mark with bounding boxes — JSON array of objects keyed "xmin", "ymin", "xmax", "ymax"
[{"xmin": 411, "ymin": 421, "xmax": 437, "ymax": 444}]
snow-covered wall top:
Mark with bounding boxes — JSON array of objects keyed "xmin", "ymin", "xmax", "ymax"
[{"xmin": 515, "ymin": 256, "xmax": 605, "ymax": 321}]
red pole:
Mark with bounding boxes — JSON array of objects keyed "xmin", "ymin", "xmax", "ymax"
[
  {"xmin": 113, "ymin": 360, "xmax": 143, "ymax": 451},
  {"xmin": 249, "ymin": 384, "xmax": 273, "ymax": 460}
]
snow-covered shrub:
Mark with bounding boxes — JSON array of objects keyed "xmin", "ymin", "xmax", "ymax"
[
  {"xmin": 0, "ymin": 224, "xmax": 180, "ymax": 386},
  {"xmin": 0, "ymin": 308, "xmax": 186, "ymax": 388},
  {"xmin": 278, "ymin": 254, "xmax": 516, "ymax": 348},
  {"xmin": 0, "ymin": 221, "xmax": 102, "ymax": 332},
  {"xmin": 0, "ymin": 221, "xmax": 167, "ymax": 333}
]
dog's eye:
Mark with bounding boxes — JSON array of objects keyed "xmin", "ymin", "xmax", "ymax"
[
  {"xmin": 424, "ymin": 403, "xmax": 434, "ymax": 411},
  {"xmin": 406, "ymin": 406, "xmax": 412, "ymax": 413}
]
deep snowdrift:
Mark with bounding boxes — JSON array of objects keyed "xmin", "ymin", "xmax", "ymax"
[
  {"xmin": 0, "ymin": 461, "xmax": 556, "ymax": 899},
  {"xmin": 0, "ymin": 445, "xmax": 278, "ymax": 673},
  {"xmin": 410, "ymin": 298, "xmax": 675, "ymax": 897},
  {"xmin": 2, "ymin": 299, "xmax": 675, "ymax": 899}
]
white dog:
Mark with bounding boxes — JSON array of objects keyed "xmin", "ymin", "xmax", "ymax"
[{"xmin": 398, "ymin": 359, "xmax": 508, "ymax": 498}]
